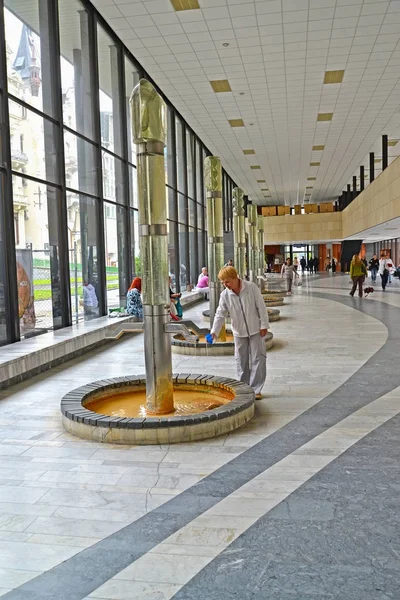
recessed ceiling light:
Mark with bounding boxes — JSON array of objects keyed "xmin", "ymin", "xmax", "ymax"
[
  {"xmin": 310, "ymin": 162, "xmax": 320, "ymax": 166},
  {"xmin": 170, "ymin": 0, "xmax": 200, "ymax": 10},
  {"xmin": 324, "ymin": 70, "xmax": 345, "ymax": 84},
  {"xmin": 257, "ymin": 180, "xmax": 265, "ymax": 182},
  {"xmin": 307, "ymin": 177, "xmax": 316, "ymax": 181},
  {"xmin": 242, "ymin": 149, "xmax": 255, "ymax": 155},
  {"xmin": 312, "ymin": 145, "xmax": 325, "ymax": 151},
  {"xmin": 251, "ymin": 165, "xmax": 261, "ymax": 169},
  {"xmin": 317, "ymin": 113, "xmax": 333, "ymax": 122},
  {"xmin": 210, "ymin": 80, "xmax": 231, "ymax": 93},
  {"xmin": 306, "ymin": 186, "xmax": 313, "ymax": 189},
  {"xmin": 261, "ymin": 188, "xmax": 268, "ymax": 191},
  {"xmin": 228, "ymin": 119, "xmax": 244, "ymax": 127}
]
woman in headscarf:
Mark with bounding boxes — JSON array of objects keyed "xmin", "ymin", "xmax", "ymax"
[{"xmin": 126, "ymin": 277, "xmax": 143, "ymax": 320}]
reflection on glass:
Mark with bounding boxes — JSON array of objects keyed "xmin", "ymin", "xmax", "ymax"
[
  {"xmin": 187, "ymin": 130, "xmax": 195, "ymax": 199},
  {"xmin": 176, "ymin": 118, "xmax": 185, "ymax": 193},
  {"xmin": 178, "ymin": 192, "xmax": 187, "ymax": 224},
  {"xmin": 9, "ymin": 102, "xmax": 58, "ymax": 184},
  {"xmin": 59, "ymin": 0, "xmax": 95, "ymax": 140},
  {"xmin": 189, "ymin": 227, "xmax": 198, "ymax": 286},
  {"xmin": 129, "ymin": 165, "xmax": 137, "ymax": 208},
  {"xmin": 167, "ymin": 186, "xmax": 176, "ymax": 221},
  {"xmin": 178, "ymin": 224, "xmax": 188, "ymax": 290},
  {"xmin": 125, "ymin": 57, "xmax": 139, "ymax": 166},
  {"xmin": 13, "ymin": 177, "xmax": 63, "ymax": 337},
  {"xmin": 168, "ymin": 220, "xmax": 177, "ymax": 289},
  {"xmin": 98, "ymin": 26, "xmax": 122, "ymax": 156},
  {"xmin": 104, "ymin": 203, "xmax": 128, "ymax": 308},
  {"xmin": 67, "ymin": 194, "xmax": 101, "ymax": 322},
  {"xmin": 5, "ymin": 2, "xmax": 55, "ymax": 117},
  {"xmin": 0, "ymin": 174, "xmax": 8, "ymax": 344},
  {"xmin": 64, "ymin": 130, "xmax": 97, "ymax": 196},
  {"xmin": 102, "ymin": 151, "xmax": 125, "ymax": 204},
  {"xmin": 196, "ymin": 140, "xmax": 203, "ymax": 205}
]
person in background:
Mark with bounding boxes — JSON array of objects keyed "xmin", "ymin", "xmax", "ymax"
[
  {"xmin": 331, "ymin": 257, "xmax": 337, "ymax": 274},
  {"xmin": 198, "ymin": 267, "xmax": 208, "ymax": 284},
  {"xmin": 368, "ymin": 254, "xmax": 379, "ymax": 283},
  {"xmin": 210, "ymin": 266, "xmax": 269, "ymax": 400},
  {"xmin": 386, "ymin": 254, "xmax": 395, "ymax": 283},
  {"xmin": 281, "ymin": 258, "xmax": 299, "ymax": 295},
  {"xmin": 169, "ymin": 276, "xmax": 182, "ymax": 319},
  {"xmin": 293, "ymin": 256, "xmax": 299, "ymax": 272},
  {"xmin": 126, "ymin": 277, "xmax": 143, "ymax": 320},
  {"xmin": 82, "ymin": 280, "xmax": 99, "ymax": 318},
  {"xmin": 300, "ymin": 256, "xmax": 306, "ymax": 274},
  {"xmin": 349, "ymin": 255, "xmax": 367, "ymax": 297},
  {"xmin": 378, "ymin": 251, "xmax": 389, "ymax": 291},
  {"xmin": 307, "ymin": 256, "xmax": 313, "ymax": 272},
  {"xmin": 194, "ymin": 272, "xmax": 209, "ymax": 300},
  {"xmin": 313, "ymin": 256, "xmax": 319, "ymax": 274},
  {"xmin": 224, "ymin": 259, "xmax": 234, "ymax": 267}
]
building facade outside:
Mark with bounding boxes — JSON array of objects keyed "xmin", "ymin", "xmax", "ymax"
[{"xmin": 0, "ymin": 0, "xmax": 236, "ymax": 346}]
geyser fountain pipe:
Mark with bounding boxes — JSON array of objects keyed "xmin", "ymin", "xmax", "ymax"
[
  {"xmin": 232, "ymin": 187, "xmax": 246, "ymax": 279},
  {"xmin": 257, "ymin": 215, "xmax": 265, "ymax": 291},
  {"xmin": 130, "ymin": 79, "xmax": 173, "ymax": 414},
  {"xmin": 205, "ymin": 157, "xmax": 225, "ymax": 337},
  {"xmin": 247, "ymin": 204, "xmax": 258, "ymax": 284}
]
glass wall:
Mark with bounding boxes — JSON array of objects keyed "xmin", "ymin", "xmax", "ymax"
[{"xmin": 0, "ymin": 0, "xmax": 237, "ymax": 345}]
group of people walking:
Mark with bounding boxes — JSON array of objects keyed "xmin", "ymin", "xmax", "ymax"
[{"xmin": 350, "ymin": 251, "xmax": 396, "ymax": 296}]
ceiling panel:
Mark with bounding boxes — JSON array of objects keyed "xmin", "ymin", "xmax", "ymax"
[{"xmin": 90, "ymin": 0, "xmax": 400, "ymax": 206}]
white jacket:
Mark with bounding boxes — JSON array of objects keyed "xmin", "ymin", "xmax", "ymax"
[
  {"xmin": 211, "ymin": 279, "xmax": 269, "ymax": 338},
  {"xmin": 378, "ymin": 258, "xmax": 388, "ymax": 275}
]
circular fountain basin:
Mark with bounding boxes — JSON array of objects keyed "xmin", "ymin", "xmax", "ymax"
[
  {"xmin": 171, "ymin": 331, "xmax": 274, "ymax": 355},
  {"xmin": 202, "ymin": 308, "xmax": 280, "ymax": 323},
  {"xmin": 61, "ymin": 374, "xmax": 255, "ymax": 445},
  {"xmin": 263, "ymin": 294, "xmax": 285, "ymax": 306}
]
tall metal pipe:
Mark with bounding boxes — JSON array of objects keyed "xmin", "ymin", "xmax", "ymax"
[
  {"xmin": 247, "ymin": 204, "xmax": 258, "ymax": 283},
  {"xmin": 257, "ymin": 215, "xmax": 265, "ymax": 290},
  {"xmin": 130, "ymin": 79, "xmax": 173, "ymax": 415},
  {"xmin": 204, "ymin": 156, "xmax": 225, "ymax": 336},
  {"xmin": 232, "ymin": 187, "xmax": 246, "ymax": 279}
]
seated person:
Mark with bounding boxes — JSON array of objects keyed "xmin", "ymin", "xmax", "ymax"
[
  {"xmin": 198, "ymin": 267, "xmax": 208, "ymax": 284},
  {"xmin": 195, "ymin": 273, "xmax": 209, "ymax": 300},
  {"xmin": 126, "ymin": 277, "xmax": 143, "ymax": 320},
  {"xmin": 169, "ymin": 277, "xmax": 182, "ymax": 319}
]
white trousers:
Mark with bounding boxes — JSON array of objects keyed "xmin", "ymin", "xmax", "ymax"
[{"xmin": 234, "ymin": 333, "xmax": 267, "ymax": 394}]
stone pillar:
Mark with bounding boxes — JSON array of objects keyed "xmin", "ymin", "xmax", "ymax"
[
  {"xmin": 247, "ymin": 204, "xmax": 258, "ymax": 283},
  {"xmin": 232, "ymin": 187, "xmax": 246, "ymax": 279},
  {"xmin": 257, "ymin": 215, "xmax": 265, "ymax": 290},
  {"xmin": 130, "ymin": 80, "xmax": 173, "ymax": 414},
  {"xmin": 205, "ymin": 156, "xmax": 225, "ymax": 340}
]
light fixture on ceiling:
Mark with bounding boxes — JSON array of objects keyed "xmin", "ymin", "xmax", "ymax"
[
  {"xmin": 222, "ymin": 42, "xmax": 230, "ymax": 47},
  {"xmin": 239, "ymin": 92, "xmax": 245, "ymax": 96},
  {"xmin": 170, "ymin": 0, "xmax": 200, "ymax": 10},
  {"xmin": 324, "ymin": 70, "xmax": 345, "ymax": 84},
  {"xmin": 310, "ymin": 162, "xmax": 320, "ymax": 167},
  {"xmin": 210, "ymin": 80, "xmax": 232, "ymax": 93},
  {"xmin": 242, "ymin": 149, "xmax": 255, "ymax": 155},
  {"xmin": 249, "ymin": 123, "xmax": 254, "ymax": 126},
  {"xmin": 228, "ymin": 119, "xmax": 245, "ymax": 127},
  {"xmin": 317, "ymin": 113, "xmax": 333, "ymax": 122},
  {"xmin": 312, "ymin": 145, "xmax": 325, "ymax": 151},
  {"xmin": 251, "ymin": 165, "xmax": 261, "ymax": 170}
]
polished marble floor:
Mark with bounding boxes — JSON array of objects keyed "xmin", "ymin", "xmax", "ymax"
[{"xmin": 0, "ymin": 273, "xmax": 399, "ymax": 599}]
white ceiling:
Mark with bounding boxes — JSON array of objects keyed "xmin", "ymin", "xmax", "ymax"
[
  {"xmin": 345, "ymin": 215, "xmax": 400, "ymax": 241},
  {"xmin": 78, "ymin": 1, "xmax": 400, "ymax": 205}
]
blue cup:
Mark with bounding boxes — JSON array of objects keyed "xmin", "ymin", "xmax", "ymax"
[{"xmin": 205, "ymin": 333, "xmax": 213, "ymax": 344}]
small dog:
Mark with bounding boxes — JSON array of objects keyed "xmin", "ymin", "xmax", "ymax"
[{"xmin": 364, "ymin": 286, "xmax": 374, "ymax": 298}]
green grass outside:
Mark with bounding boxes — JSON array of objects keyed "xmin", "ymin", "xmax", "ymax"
[
  {"xmin": 34, "ymin": 283, "xmax": 119, "ymax": 301},
  {"xmin": 33, "ymin": 275, "xmax": 119, "ymax": 286}
]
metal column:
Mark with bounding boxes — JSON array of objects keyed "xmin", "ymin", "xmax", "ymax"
[
  {"xmin": 232, "ymin": 187, "xmax": 246, "ymax": 279},
  {"xmin": 369, "ymin": 152, "xmax": 375, "ymax": 183},
  {"xmin": 130, "ymin": 79, "xmax": 173, "ymax": 414},
  {"xmin": 257, "ymin": 215, "xmax": 265, "ymax": 290},
  {"xmin": 382, "ymin": 134, "xmax": 388, "ymax": 171},
  {"xmin": 360, "ymin": 166, "xmax": 365, "ymax": 191},
  {"xmin": 247, "ymin": 204, "xmax": 258, "ymax": 284},
  {"xmin": 205, "ymin": 156, "xmax": 224, "ymax": 330}
]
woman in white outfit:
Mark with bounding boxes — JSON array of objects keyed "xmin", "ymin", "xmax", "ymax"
[
  {"xmin": 378, "ymin": 251, "xmax": 389, "ymax": 291},
  {"xmin": 281, "ymin": 258, "xmax": 298, "ymax": 295}
]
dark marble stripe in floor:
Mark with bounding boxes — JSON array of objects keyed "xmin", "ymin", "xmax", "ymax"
[
  {"xmin": 4, "ymin": 294, "xmax": 399, "ymax": 600},
  {"xmin": 173, "ymin": 412, "xmax": 400, "ymax": 600}
]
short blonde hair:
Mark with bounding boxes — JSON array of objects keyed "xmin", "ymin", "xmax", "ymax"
[{"xmin": 218, "ymin": 266, "xmax": 238, "ymax": 281}]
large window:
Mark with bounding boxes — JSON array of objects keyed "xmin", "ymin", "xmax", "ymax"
[{"xmin": 0, "ymin": 0, "xmax": 236, "ymax": 345}]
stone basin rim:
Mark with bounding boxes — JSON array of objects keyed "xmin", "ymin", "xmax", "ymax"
[{"xmin": 61, "ymin": 374, "xmax": 255, "ymax": 429}]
